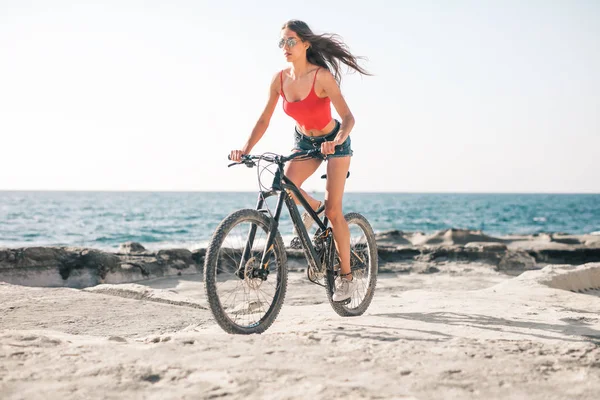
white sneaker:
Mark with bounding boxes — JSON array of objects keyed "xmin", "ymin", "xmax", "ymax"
[
  {"xmin": 300, "ymin": 201, "xmax": 324, "ymax": 233},
  {"xmin": 332, "ymin": 276, "xmax": 358, "ymax": 302}
]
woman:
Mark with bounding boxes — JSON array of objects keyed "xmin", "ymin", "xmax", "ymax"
[{"xmin": 229, "ymin": 20, "xmax": 370, "ymax": 302}]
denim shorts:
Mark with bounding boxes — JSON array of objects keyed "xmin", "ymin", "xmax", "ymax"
[{"xmin": 293, "ymin": 120, "xmax": 353, "ymax": 158}]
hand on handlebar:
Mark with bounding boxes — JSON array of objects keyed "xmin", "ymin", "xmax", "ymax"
[
  {"xmin": 227, "ymin": 148, "xmax": 323, "ymax": 168},
  {"xmin": 229, "ymin": 150, "xmax": 245, "ymax": 163},
  {"xmin": 227, "ymin": 152, "xmax": 255, "ymax": 168},
  {"xmin": 320, "ymin": 140, "xmax": 340, "ymax": 156}
]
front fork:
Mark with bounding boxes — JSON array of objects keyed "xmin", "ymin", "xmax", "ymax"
[{"xmin": 236, "ymin": 191, "xmax": 285, "ymax": 280}]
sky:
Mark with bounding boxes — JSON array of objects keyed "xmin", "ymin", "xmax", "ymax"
[{"xmin": 0, "ymin": 0, "xmax": 598, "ymax": 193}]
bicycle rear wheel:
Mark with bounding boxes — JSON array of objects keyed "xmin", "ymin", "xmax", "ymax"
[
  {"xmin": 204, "ymin": 209, "xmax": 288, "ymax": 334},
  {"xmin": 326, "ymin": 212, "xmax": 378, "ymax": 316}
]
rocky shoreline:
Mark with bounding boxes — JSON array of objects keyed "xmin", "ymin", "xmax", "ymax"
[{"xmin": 1, "ymin": 229, "xmax": 599, "ymax": 288}]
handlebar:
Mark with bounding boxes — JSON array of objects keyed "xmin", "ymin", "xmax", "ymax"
[{"xmin": 227, "ymin": 149, "xmax": 324, "ymax": 168}]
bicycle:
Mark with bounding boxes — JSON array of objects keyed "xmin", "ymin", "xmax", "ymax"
[{"xmin": 203, "ymin": 149, "xmax": 378, "ymax": 334}]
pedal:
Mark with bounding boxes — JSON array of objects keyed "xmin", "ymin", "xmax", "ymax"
[
  {"xmin": 290, "ymin": 237, "xmax": 302, "ymax": 249},
  {"xmin": 308, "ymin": 265, "xmax": 325, "ymax": 281}
]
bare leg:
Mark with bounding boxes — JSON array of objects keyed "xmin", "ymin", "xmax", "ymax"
[
  {"xmin": 284, "ymin": 157, "xmax": 323, "ymax": 211},
  {"xmin": 324, "ymin": 156, "xmax": 352, "ymax": 278}
]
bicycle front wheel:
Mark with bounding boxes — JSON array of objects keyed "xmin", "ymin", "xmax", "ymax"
[
  {"xmin": 204, "ymin": 209, "xmax": 288, "ymax": 334},
  {"xmin": 326, "ymin": 212, "xmax": 378, "ymax": 316}
]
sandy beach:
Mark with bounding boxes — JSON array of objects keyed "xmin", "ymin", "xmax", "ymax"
[{"xmin": 2, "ymin": 232, "xmax": 600, "ymax": 400}]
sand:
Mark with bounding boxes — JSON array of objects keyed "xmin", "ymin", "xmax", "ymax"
[{"xmin": 1, "ymin": 262, "xmax": 600, "ymax": 399}]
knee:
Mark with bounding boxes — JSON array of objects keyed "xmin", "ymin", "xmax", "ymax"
[{"xmin": 325, "ymin": 203, "xmax": 344, "ymax": 223}]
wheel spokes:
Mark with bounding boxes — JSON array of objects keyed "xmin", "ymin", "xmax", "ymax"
[
  {"xmin": 345, "ymin": 222, "xmax": 372, "ymax": 309},
  {"xmin": 214, "ymin": 220, "xmax": 280, "ymax": 328}
]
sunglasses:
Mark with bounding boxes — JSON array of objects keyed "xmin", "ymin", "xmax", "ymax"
[{"xmin": 278, "ymin": 37, "xmax": 298, "ymax": 49}]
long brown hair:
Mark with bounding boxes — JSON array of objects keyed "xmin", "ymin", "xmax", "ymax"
[{"xmin": 282, "ymin": 20, "xmax": 371, "ymax": 84}]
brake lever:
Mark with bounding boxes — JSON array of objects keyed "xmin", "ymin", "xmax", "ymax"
[
  {"xmin": 227, "ymin": 154, "xmax": 248, "ymax": 168},
  {"xmin": 310, "ymin": 149, "xmax": 327, "ymax": 161},
  {"xmin": 227, "ymin": 159, "xmax": 255, "ymax": 168}
]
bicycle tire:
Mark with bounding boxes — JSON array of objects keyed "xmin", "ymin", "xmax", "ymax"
[
  {"xmin": 326, "ymin": 212, "xmax": 378, "ymax": 316},
  {"xmin": 204, "ymin": 209, "xmax": 288, "ymax": 334}
]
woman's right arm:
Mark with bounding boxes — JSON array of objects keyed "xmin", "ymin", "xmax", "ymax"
[{"xmin": 230, "ymin": 72, "xmax": 281, "ymax": 162}]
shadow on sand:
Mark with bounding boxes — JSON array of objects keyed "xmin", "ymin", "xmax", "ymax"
[{"xmin": 368, "ymin": 312, "xmax": 600, "ymax": 343}]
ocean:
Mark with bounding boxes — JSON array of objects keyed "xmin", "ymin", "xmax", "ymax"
[{"xmin": 0, "ymin": 191, "xmax": 598, "ymax": 251}]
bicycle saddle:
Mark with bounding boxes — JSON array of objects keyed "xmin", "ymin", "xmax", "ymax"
[{"xmin": 320, "ymin": 171, "xmax": 350, "ymax": 179}]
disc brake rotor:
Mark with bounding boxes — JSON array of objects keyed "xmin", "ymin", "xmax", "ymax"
[{"xmin": 244, "ymin": 256, "xmax": 263, "ymax": 290}]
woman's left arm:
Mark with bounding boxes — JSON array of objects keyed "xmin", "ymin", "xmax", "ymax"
[{"xmin": 319, "ymin": 70, "xmax": 355, "ymax": 144}]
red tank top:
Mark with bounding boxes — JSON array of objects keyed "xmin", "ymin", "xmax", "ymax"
[{"xmin": 280, "ymin": 68, "xmax": 332, "ymax": 131}]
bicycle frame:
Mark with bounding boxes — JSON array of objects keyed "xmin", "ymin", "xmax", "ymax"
[{"xmin": 238, "ymin": 160, "xmax": 332, "ymax": 279}]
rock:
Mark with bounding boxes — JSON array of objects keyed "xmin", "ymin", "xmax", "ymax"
[
  {"xmin": 539, "ymin": 263, "xmax": 600, "ymax": 292},
  {"xmin": 0, "ymin": 246, "xmax": 204, "ymax": 288},
  {"xmin": 377, "ymin": 246, "xmax": 421, "ymax": 263},
  {"xmin": 464, "ymin": 242, "xmax": 508, "ymax": 251},
  {"xmin": 79, "ymin": 250, "xmax": 121, "ymax": 280},
  {"xmin": 532, "ymin": 233, "xmax": 553, "ymax": 242},
  {"xmin": 498, "ymin": 250, "xmax": 537, "ymax": 272},
  {"xmin": 0, "ymin": 247, "xmax": 71, "ymax": 269},
  {"xmin": 582, "ymin": 234, "xmax": 600, "ymax": 247},
  {"xmin": 407, "ymin": 232, "xmax": 428, "ymax": 246},
  {"xmin": 549, "ymin": 234, "xmax": 581, "ymax": 245},
  {"xmin": 422, "ymin": 229, "xmax": 504, "ymax": 246},
  {"xmin": 119, "ymin": 242, "xmax": 146, "ymax": 254},
  {"xmin": 2, "ymin": 230, "xmax": 600, "ymax": 288},
  {"xmin": 532, "ymin": 248, "xmax": 600, "ymax": 265},
  {"xmin": 413, "ymin": 264, "xmax": 440, "ymax": 274},
  {"xmin": 418, "ymin": 245, "xmax": 503, "ymax": 264},
  {"xmin": 191, "ymin": 248, "xmax": 206, "ymax": 265},
  {"xmin": 157, "ymin": 249, "xmax": 194, "ymax": 270},
  {"xmin": 375, "ymin": 230, "xmax": 412, "ymax": 246}
]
